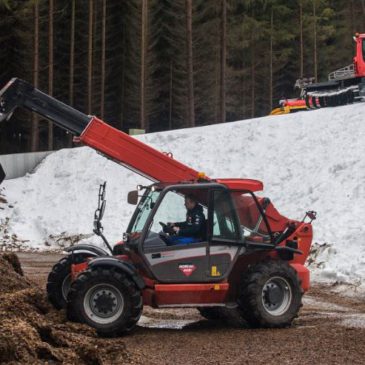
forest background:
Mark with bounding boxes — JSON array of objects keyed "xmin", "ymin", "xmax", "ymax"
[{"xmin": 0, "ymin": 0, "xmax": 364, "ymax": 154}]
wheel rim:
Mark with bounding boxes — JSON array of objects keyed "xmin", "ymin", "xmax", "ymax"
[
  {"xmin": 261, "ymin": 276, "xmax": 292, "ymax": 316},
  {"xmin": 84, "ymin": 284, "xmax": 124, "ymax": 325},
  {"xmin": 61, "ymin": 274, "xmax": 72, "ymax": 301}
]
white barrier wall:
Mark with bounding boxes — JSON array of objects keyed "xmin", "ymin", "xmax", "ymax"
[{"xmin": 0, "ymin": 151, "xmax": 52, "ymax": 180}]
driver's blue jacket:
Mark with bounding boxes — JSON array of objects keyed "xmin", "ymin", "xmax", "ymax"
[{"xmin": 175, "ymin": 204, "xmax": 206, "ymax": 239}]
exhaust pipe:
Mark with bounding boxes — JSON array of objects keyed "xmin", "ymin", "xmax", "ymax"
[{"xmin": 0, "ymin": 163, "xmax": 5, "ymax": 184}]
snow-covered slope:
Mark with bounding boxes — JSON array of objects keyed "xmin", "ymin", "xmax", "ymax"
[{"xmin": 0, "ymin": 103, "xmax": 364, "ymax": 288}]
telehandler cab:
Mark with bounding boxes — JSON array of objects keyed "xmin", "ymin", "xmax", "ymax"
[{"xmin": 0, "ymin": 78, "xmax": 316, "ymax": 336}]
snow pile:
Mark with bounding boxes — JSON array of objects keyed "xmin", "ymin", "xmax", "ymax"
[
  {"xmin": 0, "ymin": 103, "xmax": 364, "ymax": 288},
  {"xmin": 0, "ymin": 147, "xmax": 148, "ymax": 250}
]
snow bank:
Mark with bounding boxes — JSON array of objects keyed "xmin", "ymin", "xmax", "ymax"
[{"xmin": 0, "ymin": 103, "xmax": 364, "ymax": 288}]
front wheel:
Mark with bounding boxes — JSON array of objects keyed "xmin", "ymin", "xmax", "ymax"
[
  {"xmin": 238, "ymin": 260, "xmax": 303, "ymax": 328},
  {"xmin": 67, "ymin": 268, "xmax": 142, "ymax": 337},
  {"xmin": 47, "ymin": 254, "xmax": 89, "ymax": 309}
]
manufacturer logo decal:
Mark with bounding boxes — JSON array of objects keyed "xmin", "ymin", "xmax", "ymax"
[{"xmin": 179, "ymin": 264, "xmax": 196, "ymax": 277}]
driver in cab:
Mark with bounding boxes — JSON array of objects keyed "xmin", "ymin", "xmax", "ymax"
[{"xmin": 168, "ymin": 195, "xmax": 206, "ymax": 244}]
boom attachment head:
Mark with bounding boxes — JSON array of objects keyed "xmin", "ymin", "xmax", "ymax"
[
  {"xmin": 0, "ymin": 78, "xmax": 25, "ymax": 123},
  {"xmin": 0, "ymin": 78, "xmax": 90, "ymax": 134}
]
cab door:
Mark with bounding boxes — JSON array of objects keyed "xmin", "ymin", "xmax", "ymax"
[
  {"xmin": 142, "ymin": 187, "xmax": 209, "ymax": 283},
  {"xmin": 207, "ymin": 189, "xmax": 242, "ymax": 280}
]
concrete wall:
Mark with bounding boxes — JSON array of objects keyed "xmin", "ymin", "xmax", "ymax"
[{"xmin": 0, "ymin": 151, "xmax": 52, "ymax": 180}]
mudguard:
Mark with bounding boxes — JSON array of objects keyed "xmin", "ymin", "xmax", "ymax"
[
  {"xmin": 88, "ymin": 257, "xmax": 145, "ymax": 290},
  {"xmin": 290, "ymin": 263, "xmax": 310, "ymax": 292},
  {"xmin": 65, "ymin": 244, "xmax": 109, "ymax": 257}
]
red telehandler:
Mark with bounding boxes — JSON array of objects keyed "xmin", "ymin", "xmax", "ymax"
[
  {"xmin": 0, "ymin": 78, "xmax": 316, "ymax": 336},
  {"xmin": 271, "ymin": 32, "xmax": 365, "ymax": 115}
]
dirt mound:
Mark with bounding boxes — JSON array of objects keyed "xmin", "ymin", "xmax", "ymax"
[
  {"xmin": 0, "ymin": 254, "xmax": 140, "ymax": 365},
  {"xmin": 2, "ymin": 252, "xmax": 24, "ymax": 275},
  {"xmin": 0, "ymin": 254, "xmax": 29, "ymax": 294}
]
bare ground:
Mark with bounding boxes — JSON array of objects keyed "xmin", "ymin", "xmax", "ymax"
[{"xmin": 1, "ymin": 252, "xmax": 364, "ymax": 365}]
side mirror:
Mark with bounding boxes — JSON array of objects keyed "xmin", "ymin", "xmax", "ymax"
[{"xmin": 128, "ymin": 190, "xmax": 139, "ymax": 205}]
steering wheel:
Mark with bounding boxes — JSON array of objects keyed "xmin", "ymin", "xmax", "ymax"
[
  {"xmin": 158, "ymin": 222, "xmax": 176, "ymax": 245},
  {"xmin": 159, "ymin": 222, "xmax": 167, "ymax": 231},
  {"xmin": 159, "ymin": 222, "xmax": 175, "ymax": 234}
]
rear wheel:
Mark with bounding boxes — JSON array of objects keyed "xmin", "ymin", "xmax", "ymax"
[
  {"xmin": 238, "ymin": 260, "xmax": 302, "ymax": 328},
  {"xmin": 67, "ymin": 268, "xmax": 142, "ymax": 337},
  {"xmin": 47, "ymin": 254, "xmax": 89, "ymax": 309}
]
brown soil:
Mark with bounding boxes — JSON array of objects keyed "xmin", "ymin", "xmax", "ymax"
[
  {"xmin": 1, "ymin": 252, "xmax": 364, "ymax": 365},
  {"xmin": 0, "ymin": 254, "xmax": 29, "ymax": 294},
  {"xmin": 0, "ymin": 253, "xmax": 141, "ymax": 365},
  {"xmin": 2, "ymin": 252, "xmax": 24, "ymax": 276}
]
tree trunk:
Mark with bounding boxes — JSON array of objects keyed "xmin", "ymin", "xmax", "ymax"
[
  {"xmin": 313, "ymin": 0, "xmax": 318, "ymax": 82},
  {"xmin": 120, "ymin": 23, "xmax": 125, "ymax": 130},
  {"xmin": 88, "ymin": 0, "xmax": 93, "ymax": 115},
  {"xmin": 214, "ymin": 42, "xmax": 220, "ymax": 124},
  {"xmin": 68, "ymin": 0, "xmax": 75, "ymax": 147},
  {"xmin": 169, "ymin": 60, "xmax": 173, "ymax": 130},
  {"xmin": 31, "ymin": 1, "xmax": 39, "ymax": 152},
  {"xmin": 186, "ymin": 0, "xmax": 195, "ymax": 127},
  {"xmin": 219, "ymin": 0, "xmax": 226, "ymax": 123},
  {"xmin": 242, "ymin": 73, "xmax": 246, "ymax": 118},
  {"xmin": 299, "ymin": 0, "xmax": 304, "ymax": 78},
  {"xmin": 251, "ymin": 32, "xmax": 255, "ymax": 118},
  {"xmin": 349, "ymin": 0, "xmax": 354, "ymax": 34},
  {"xmin": 101, "ymin": 0, "xmax": 106, "ymax": 120},
  {"xmin": 269, "ymin": 7, "xmax": 273, "ymax": 112},
  {"xmin": 48, "ymin": 0, "xmax": 54, "ymax": 150},
  {"xmin": 140, "ymin": 0, "xmax": 148, "ymax": 130}
]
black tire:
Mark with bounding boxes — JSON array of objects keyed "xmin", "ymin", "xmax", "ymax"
[
  {"xmin": 47, "ymin": 254, "xmax": 90, "ymax": 309},
  {"xmin": 198, "ymin": 307, "xmax": 225, "ymax": 320},
  {"xmin": 238, "ymin": 260, "xmax": 303, "ymax": 328},
  {"xmin": 67, "ymin": 267, "xmax": 142, "ymax": 337}
]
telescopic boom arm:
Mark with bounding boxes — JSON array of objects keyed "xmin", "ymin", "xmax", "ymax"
[
  {"xmin": 0, "ymin": 78, "xmax": 206, "ymax": 183},
  {"xmin": 0, "ymin": 78, "xmax": 90, "ymax": 133}
]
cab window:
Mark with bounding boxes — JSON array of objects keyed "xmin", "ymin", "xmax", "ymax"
[
  {"xmin": 130, "ymin": 190, "xmax": 160, "ymax": 233},
  {"xmin": 211, "ymin": 190, "xmax": 239, "ymax": 241},
  {"xmin": 232, "ymin": 191, "xmax": 271, "ymax": 242},
  {"xmin": 149, "ymin": 190, "xmax": 187, "ymax": 233}
]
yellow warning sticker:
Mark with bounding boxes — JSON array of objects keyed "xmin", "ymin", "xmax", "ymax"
[{"xmin": 211, "ymin": 266, "xmax": 221, "ymax": 277}]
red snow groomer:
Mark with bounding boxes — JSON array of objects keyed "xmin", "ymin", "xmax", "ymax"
[
  {"xmin": 271, "ymin": 32, "xmax": 365, "ymax": 115},
  {"xmin": 0, "ymin": 78, "xmax": 316, "ymax": 336}
]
